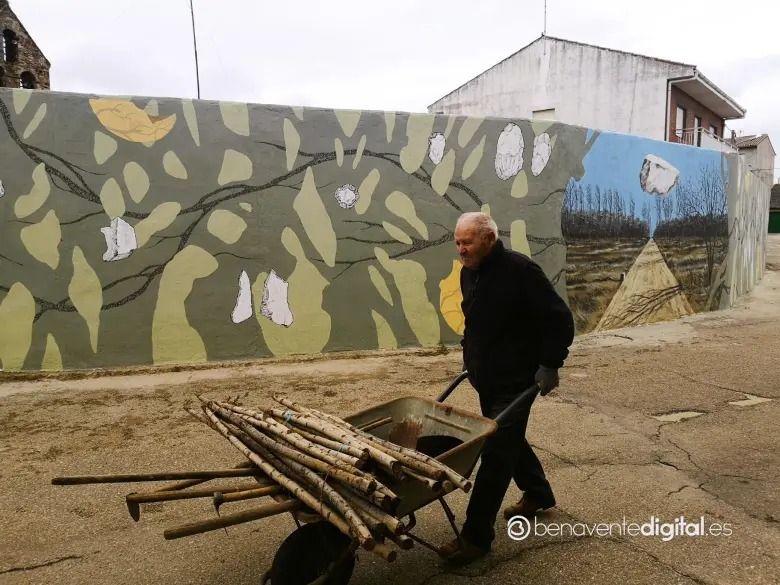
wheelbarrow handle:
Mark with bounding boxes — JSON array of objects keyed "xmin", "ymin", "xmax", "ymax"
[
  {"xmin": 436, "ymin": 371, "xmax": 540, "ymax": 425},
  {"xmin": 436, "ymin": 371, "xmax": 470, "ymax": 403},
  {"xmin": 494, "ymin": 383, "xmax": 540, "ymax": 426}
]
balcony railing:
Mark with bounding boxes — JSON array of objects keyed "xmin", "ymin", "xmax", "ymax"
[{"xmin": 672, "ymin": 128, "xmax": 737, "ymax": 153}]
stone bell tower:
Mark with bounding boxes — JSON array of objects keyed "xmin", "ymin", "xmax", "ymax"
[{"xmin": 0, "ymin": 0, "xmax": 50, "ymax": 89}]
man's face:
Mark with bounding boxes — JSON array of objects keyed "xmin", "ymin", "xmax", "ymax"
[{"xmin": 455, "ymin": 222, "xmax": 495, "ymax": 269}]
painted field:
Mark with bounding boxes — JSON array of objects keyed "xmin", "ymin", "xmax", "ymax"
[
  {"xmin": 655, "ymin": 237, "xmax": 728, "ymax": 312},
  {"xmin": 565, "ymin": 238, "xmax": 646, "ymax": 333}
]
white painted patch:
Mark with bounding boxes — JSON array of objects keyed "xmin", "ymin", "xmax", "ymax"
[
  {"xmin": 428, "ymin": 133, "xmax": 445, "ymax": 165},
  {"xmin": 651, "ymin": 410, "xmax": 705, "ymax": 423},
  {"xmin": 261, "ymin": 270, "xmax": 294, "ymax": 327},
  {"xmin": 231, "ymin": 270, "xmax": 253, "ymax": 323},
  {"xmin": 640, "ymin": 155, "xmax": 680, "ymax": 195},
  {"xmin": 100, "ymin": 217, "xmax": 137, "ymax": 262},
  {"xmin": 531, "ymin": 133, "xmax": 552, "ymax": 176},
  {"xmin": 335, "ymin": 184, "xmax": 359, "ymax": 209},
  {"xmin": 495, "ymin": 123, "xmax": 524, "ymax": 180},
  {"xmin": 0, "ymin": 179, "xmax": 4, "ymax": 198},
  {"xmin": 728, "ymin": 393, "xmax": 773, "ymax": 407}
]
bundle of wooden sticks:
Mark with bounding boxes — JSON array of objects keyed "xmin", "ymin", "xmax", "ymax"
[
  {"xmin": 52, "ymin": 395, "xmax": 472, "ymax": 562},
  {"xmin": 187, "ymin": 395, "xmax": 472, "ymax": 560}
]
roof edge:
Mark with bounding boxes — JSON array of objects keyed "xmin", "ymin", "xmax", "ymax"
[
  {"xmin": 542, "ymin": 35, "xmax": 695, "ymax": 69},
  {"xmin": 694, "ymin": 69, "xmax": 746, "ymax": 118},
  {"xmin": 428, "ymin": 35, "xmax": 546, "ymax": 109},
  {"xmin": 428, "ymin": 34, "xmax": 697, "ymax": 110}
]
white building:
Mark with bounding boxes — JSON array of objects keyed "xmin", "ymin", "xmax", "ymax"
[
  {"xmin": 730, "ymin": 134, "xmax": 776, "ymax": 187},
  {"xmin": 428, "ymin": 36, "xmax": 745, "ymax": 151}
]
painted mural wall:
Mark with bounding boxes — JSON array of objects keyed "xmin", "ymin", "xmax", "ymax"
[{"xmin": 0, "ymin": 88, "xmax": 767, "ymax": 371}]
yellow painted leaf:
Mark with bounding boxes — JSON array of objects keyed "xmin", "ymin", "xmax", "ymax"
[
  {"xmin": 439, "ymin": 260, "xmax": 464, "ymax": 335},
  {"xmin": 371, "ymin": 310, "xmax": 398, "ymax": 349},
  {"xmin": 253, "ymin": 228, "xmax": 331, "ymax": 355},
  {"xmin": 510, "ymin": 219, "xmax": 531, "ymax": 256},
  {"xmin": 152, "ymin": 246, "xmax": 218, "ymax": 364},
  {"xmin": 163, "ymin": 151, "xmax": 188, "ymax": 179},
  {"xmin": 135, "ymin": 202, "xmax": 181, "ymax": 247},
  {"xmin": 462, "ymin": 135, "xmax": 486, "ymax": 180},
  {"xmin": 23, "ymin": 103, "xmax": 47, "ymax": 139},
  {"xmin": 368, "ymin": 265, "xmax": 393, "ymax": 305},
  {"xmin": 374, "ymin": 248, "xmax": 440, "ymax": 346},
  {"xmin": 293, "ymin": 168, "xmax": 337, "ymax": 267},
  {"xmin": 94, "ymin": 131, "xmax": 118, "ymax": 164},
  {"xmin": 385, "ymin": 191, "xmax": 428, "ymax": 239},
  {"xmin": 123, "ymin": 162, "xmax": 150, "ymax": 203},
  {"xmin": 283, "ymin": 119, "xmax": 300, "ymax": 171},
  {"xmin": 356, "ymin": 169, "xmax": 380, "ymax": 215},
  {"xmin": 443, "ymin": 115, "xmax": 456, "ymax": 139},
  {"xmin": 384, "ymin": 112, "xmax": 396, "ymax": 143},
  {"xmin": 217, "ymin": 149, "xmax": 252, "ymax": 185},
  {"xmin": 69, "ymin": 246, "xmax": 102, "ymax": 353},
  {"xmin": 207, "ymin": 209, "xmax": 247, "ymax": 245},
  {"xmin": 458, "ymin": 117, "xmax": 483, "ymax": 147},
  {"xmin": 90, "ymin": 98, "xmax": 176, "ymax": 143},
  {"xmin": 511, "ymin": 170, "xmax": 529, "ymax": 198},
  {"xmin": 20, "ymin": 209, "xmax": 60, "ymax": 269},
  {"xmin": 335, "ymin": 138, "xmax": 344, "ymax": 167},
  {"xmin": 99, "ymin": 177, "xmax": 125, "ymax": 220},
  {"xmin": 13, "ymin": 88, "xmax": 31, "ymax": 114},
  {"xmin": 399, "ymin": 114, "xmax": 435, "ymax": 173},
  {"xmin": 182, "ymin": 99, "xmax": 200, "ymax": 146},
  {"xmin": 336, "ymin": 110, "xmax": 362, "ymax": 137},
  {"xmin": 382, "ymin": 221, "xmax": 412, "ymax": 244},
  {"xmin": 14, "ymin": 162, "xmax": 50, "ymax": 219},
  {"xmin": 219, "ymin": 102, "xmax": 250, "ymax": 136},
  {"xmin": 431, "ymin": 149, "xmax": 456, "ymax": 195},
  {"xmin": 0, "ymin": 282, "xmax": 35, "ymax": 370},
  {"xmin": 41, "ymin": 334, "xmax": 63, "ymax": 371},
  {"xmin": 353, "ymin": 135, "xmax": 367, "ymax": 169}
]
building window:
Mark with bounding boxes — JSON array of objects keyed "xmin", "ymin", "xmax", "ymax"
[
  {"xmin": 0, "ymin": 66, "xmax": 4, "ymax": 87},
  {"xmin": 532, "ymin": 108, "xmax": 556, "ymax": 121},
  {"xmin": 19, "ymin": 71, "xmax": 36, "ymax": 89},
  {"xmin": 694, "ymin": 116, "xmax": 702, "ymax": 146},
  {"xmin": 709, "ymin": 124, "xmax": 718, "ymax": 138},
  {"xmin": 2, "ymin": 29, "xmax": 18, "ymax": 62},
  {"xmin": 675, "ymin": 106, "xmax": 686, "ymax": 142}
]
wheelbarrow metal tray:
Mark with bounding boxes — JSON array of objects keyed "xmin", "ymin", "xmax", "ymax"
[{"xmin": 345, "ymin": 396, "xmax": 497, "ymax": 517}]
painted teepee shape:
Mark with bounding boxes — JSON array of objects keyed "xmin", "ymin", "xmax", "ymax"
[{"xmin": 595, "ymin": 239, "xmax": 693, "ymax": 331}]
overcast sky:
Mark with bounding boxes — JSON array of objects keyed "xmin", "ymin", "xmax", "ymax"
[{"xmin": 13, "ymin": 0, "xmax": 780, "ymax": 180}]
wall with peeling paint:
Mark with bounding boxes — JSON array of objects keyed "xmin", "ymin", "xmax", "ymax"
[{"xmin": 0, "ymin": 88, "xmax": 768, "ymax": 371}]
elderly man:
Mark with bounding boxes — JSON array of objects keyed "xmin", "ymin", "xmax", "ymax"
[{"xmin": 440, "ymin": 212, "xmax": 574, "ymax": 565}]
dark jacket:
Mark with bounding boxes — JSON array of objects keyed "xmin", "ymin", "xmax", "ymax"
[{"xmin": 460, "ymin": 239, "xmax": 574, "ymax": 391}]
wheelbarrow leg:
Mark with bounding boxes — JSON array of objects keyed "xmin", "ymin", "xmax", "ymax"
[{"xmin": 437, "ymin": 496, "xmax": 461, "ymax": 541}]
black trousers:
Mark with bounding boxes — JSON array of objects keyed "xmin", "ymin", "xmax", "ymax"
[{"xmin": 461, "ymin": 386, "xmax": 555, "ymax": 549}]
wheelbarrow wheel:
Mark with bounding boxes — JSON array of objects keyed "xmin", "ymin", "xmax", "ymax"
[{"xmin": 265, "ymin": 521, "xmax": 355, "ymax": 585}]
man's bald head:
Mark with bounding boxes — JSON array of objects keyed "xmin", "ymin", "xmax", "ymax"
[
  {"xmin": 454, "ymin": 212, "xmax": 498, "ymax": 269},
  {"xmin": 456, "ymin": 212, "xmax": 498, "ymax": 239}
]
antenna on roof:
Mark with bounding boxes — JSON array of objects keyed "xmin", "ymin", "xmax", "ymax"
[
  {"xmin": 189, "ymin": 0, "xmax": 201, "ymax": 99},
  {"xmin": 543, "ymin": 0, "xmax": 547, "ymax": 35}
]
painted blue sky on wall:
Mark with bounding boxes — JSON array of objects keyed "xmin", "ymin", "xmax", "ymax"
[{"xmin": 574, "ymin": 131, "xmax": 728, "ymax": 233}]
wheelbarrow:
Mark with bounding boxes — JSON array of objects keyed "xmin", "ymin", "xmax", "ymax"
[{"xmin": 265, "ymin": 372, "xmax": 540, "ymax": 585}]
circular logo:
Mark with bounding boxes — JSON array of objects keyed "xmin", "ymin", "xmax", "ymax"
[{"xmin": 507, "ymin": 515, "xmax": 532, "ymax": 541}]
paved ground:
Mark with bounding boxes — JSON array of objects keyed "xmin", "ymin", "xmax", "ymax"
[{"xmin": 1, "ymin": 236, "xmax": 778, "ymax": 585}]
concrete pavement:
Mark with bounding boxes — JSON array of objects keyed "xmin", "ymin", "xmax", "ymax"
[{"xmin": 1, "ymin": 236, "xmax": 778, "ymax": 584}]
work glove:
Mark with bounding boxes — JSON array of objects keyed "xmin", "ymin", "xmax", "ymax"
[{"xmin": 535, "ymin": 366, "xmax": 559, "ymax": 396}]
